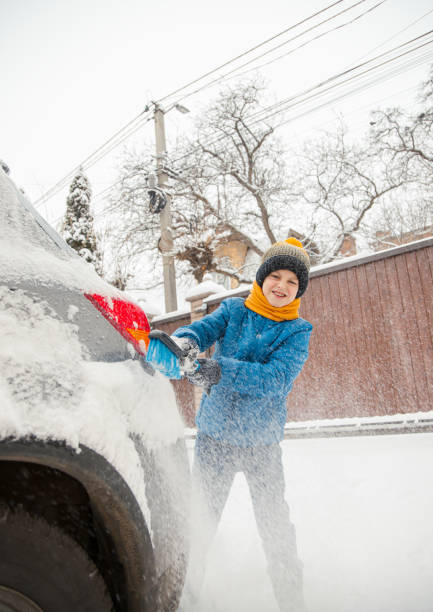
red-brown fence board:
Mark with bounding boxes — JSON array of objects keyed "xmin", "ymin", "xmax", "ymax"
[{"xmin": 292, "ymin": 240, "xmax": 433, "ymax": 420}]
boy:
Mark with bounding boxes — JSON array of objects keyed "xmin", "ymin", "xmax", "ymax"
[{"xmin": 174, "ymin": 238, "xmax": 312, "ymax": 612}]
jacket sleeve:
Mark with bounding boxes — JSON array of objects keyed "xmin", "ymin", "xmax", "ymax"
[
  {"xmin": 217, "ymin": 325, "xmax": 312, "ymax": 397},
  {"xmin": 172, "ymin": 300, "xmax": 231, "ymax": 352}
]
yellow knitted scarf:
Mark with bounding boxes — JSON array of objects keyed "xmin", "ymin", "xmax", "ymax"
[{"xmin": 244, "ymin": 281, "xmax": 300, "ymax": 322}]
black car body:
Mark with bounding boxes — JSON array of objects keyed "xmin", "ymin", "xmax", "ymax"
[{"xmin": 0, "ymin": 168, "xmax": 190, "ymax": 612}]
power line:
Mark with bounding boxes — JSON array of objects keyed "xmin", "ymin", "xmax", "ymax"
[
  {"xmin": 85, "ymin": 73, "xmax": 424, "ymax": 210},
  {"xmin": 273, "ymin": 48, "xmax": 433, "ymax": 130},
  {"xmin": 171, "ymin": 46, "xmax": 431, "ymax": 178},
  {"xmin": 157, "ymin": 0, "xmax": 347, "ymax": 106},
  {"xmin": 67, "ymin": 115, "xmax": 154, "ymax": 177},
  {"xmin": 215, "ymin": 0, "xmax": 388, "ymax": 86},
  {"xmin": 33, "ymin": 0, "xmax": 361, "ymax": 209},
  {"xmin": 247, "ymin": 33, "xmax": 433, "ymax": 125},
  {"xmin": 166, "ymin": 0, "xmax": 385, "ymax": 109},
  {"xmin": 34, "ymin": 113, "xmax": 153, "ymax": 208},
  {"xmin": 170, "ymin": 29, "xmax": 433, "ymax": 168},
  {"xmin": 274, "ymin": 80, "xmax": 421, "ymax": 142},
  {"xmin": 163, "ymin": 1, "xmax": 431, "ymax": 116},
  {"xmin": 351, "ymin": 6, "xmax": 433, "ymax": 63},
  {"xmin": 37, "ymin": 3, "xmax": 432, "ymax": 219},
  {"xmin": 69, "ymin": 41, "xmax": 430, "ymax": 226}
]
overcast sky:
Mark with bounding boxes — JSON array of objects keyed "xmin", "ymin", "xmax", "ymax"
[{"xmin": 2, "ymin": 0, "xmax": 433, "ymax": 226}]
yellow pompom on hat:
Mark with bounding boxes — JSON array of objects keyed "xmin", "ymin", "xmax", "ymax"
[{"xmin": 255, "ymin": 237, "xmax": 311, "ymax": 298}]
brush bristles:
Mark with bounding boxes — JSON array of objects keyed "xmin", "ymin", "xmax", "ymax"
[{"xmin": 146, "ymin": 338, "xmax": 182, "ymax": 379}]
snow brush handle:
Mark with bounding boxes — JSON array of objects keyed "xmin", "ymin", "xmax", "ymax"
[{"xmin": 147, "ymin": 330, "xmax": 189, "ymax": 359}]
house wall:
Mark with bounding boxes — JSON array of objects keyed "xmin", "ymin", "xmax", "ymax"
[{"xmin": 215, "ymin": 240, "xmax": 248, "ymax": 289}]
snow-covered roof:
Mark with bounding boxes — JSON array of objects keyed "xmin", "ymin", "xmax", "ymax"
[
  {"xmin": 185, "ymin": 279, "xmax": 226, "ymax": 301},
  {"xmin": 152, "ymin": 307, "xmax": 190, "ymax": 324},
  {"xmin": 204, "ymin": 283, "xmax": 251, "ymax": 305}
]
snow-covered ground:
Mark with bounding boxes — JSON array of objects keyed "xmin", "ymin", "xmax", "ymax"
[{"xmin": 185, "ymin": 432, "xmax": 433, "ymax": 612}]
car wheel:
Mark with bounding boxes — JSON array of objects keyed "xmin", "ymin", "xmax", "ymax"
[{"xmin": 0, "ymin": 503, "xmax": 113, "ymax": 612}]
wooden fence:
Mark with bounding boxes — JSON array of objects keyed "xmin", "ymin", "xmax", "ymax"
[{"xmin": 152, "ymin": 238, "xmax": 433, "ymax": 427}]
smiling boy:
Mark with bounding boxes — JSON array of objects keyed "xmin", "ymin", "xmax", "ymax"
[
  {"xmin": 262, "ymin": 268, "xmax": 300, "ymax": 307},
  {"xmin": 175, "ymin": 238, "xmax": 312, "ymax": 612}
]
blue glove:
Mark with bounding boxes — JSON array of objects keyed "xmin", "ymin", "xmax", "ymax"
[{"xmin": 185, "ymin": 358, "xmax": 221, "ymax": 394}]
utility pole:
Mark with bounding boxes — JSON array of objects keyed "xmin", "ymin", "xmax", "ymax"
[{"xmin": 153, "ymin": 104, "xmax": 178, "ymax": 312}]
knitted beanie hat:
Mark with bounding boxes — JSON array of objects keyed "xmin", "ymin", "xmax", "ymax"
[{"xmin": 256, "ymin": 237, "xmax": 311, "ymax": 298}]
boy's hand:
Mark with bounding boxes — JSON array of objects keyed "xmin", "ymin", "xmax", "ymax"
[
  {"xmin": 185, "ymin": 358, "xmax": 221, "ymax": 394},
  {"xmin": 170, "ymin": 336, "xmax": 199, "ymax": 373}
]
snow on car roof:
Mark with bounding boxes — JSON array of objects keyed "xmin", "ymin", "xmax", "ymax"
[{"xmin": 0, "ymin": 170, "xmax": 121, "ymax": 296}]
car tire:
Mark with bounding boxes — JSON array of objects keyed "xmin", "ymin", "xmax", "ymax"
[{"xmin": 0, "ymin": 503, "xmax": 114, "ymax": 612}]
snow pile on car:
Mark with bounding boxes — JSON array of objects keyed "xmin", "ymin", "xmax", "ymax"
[{"xmin": 0, "ymin": 285, "xmax": 184, "ymax": 516}]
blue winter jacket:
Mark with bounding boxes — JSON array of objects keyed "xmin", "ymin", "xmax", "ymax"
[{"xmin": 174, "ymin": 297, "xmax": 313, "ymax": 446}]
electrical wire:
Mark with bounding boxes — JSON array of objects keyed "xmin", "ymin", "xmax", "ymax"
[
  {"xmin": 215, "ymin": 0, "xmax": 388, "ymax": 85},
  {"xmin": 247, "ymin": 35, "xmax": 433, "ymax": 126},
  {"xmin": 33, "ymin": 0, "xmax": 368, "ymax": 209},
  {"xmin": 165, "ymin": 0, "xmax": 385, "ymax": 109},
  {"xmin": 169, "ymin": 29, "xmax": 433, "ymax": 168},
  {"xmin": 66, "ymin": 115, "xmax": 154, "ymax": 177},
  {"xmin": 34, "ymin": 113, "xmax": 154, "ymax": 208},
  {"xmin": 168, "ymin": 55, "xmax": 431, "ymax": 181},
  {"xmin": 89, "ymin": 69, "xmax": 424, "ymax": 194},
  {"xmin": 351, "ymin": 6, "xmax": 433, "ymax": 63},
  {"xmin": 273, "ymin": 48, "xmax": 433, "ymax": 130},
  {"xmin": 170, "ymin": 46, "xmax": 431, "ymax": 178},
  {"xmin": 165, "ymin": 0, "xmax": 433, "ymax": 129},
  {"xmin": 156, "ymin": 0, "xmax": 347, "ymax": 106},
  {"xmin": 68, "ymin": 44, "xmax": 430, "ymax": 225},
  {"xmin": 37, "ymin": 3, "xmax": 432, "ymax": 219},
  {"xmin": 243, "ymin": 29, "xmax": 433, "ymax": 121}
]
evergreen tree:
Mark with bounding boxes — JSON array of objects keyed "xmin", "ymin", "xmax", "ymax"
[{"xmin": 62, "ymin": 169, "xmax": 102, "ymax": 274}]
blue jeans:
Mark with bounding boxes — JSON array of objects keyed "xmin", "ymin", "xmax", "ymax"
[{"xmin": 188, "ymin": 433, "xmax": 305, "ymax": 612}]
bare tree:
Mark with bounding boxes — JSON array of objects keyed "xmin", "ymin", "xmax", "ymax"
[
  {"xmin": 109, "ymin": 79, "xmax": 300, "ymax": 287},
  {"xmin": 289, "ymin": 119, "xmax": 406, "ymax": 262},
  {"xmin": 107, "ymin": 68, "xmax": 433, "ymax": 287},
  {"xmin": 366, "ymin": 185, "xmax": 433, "ymax": 250},
  {"xmin": 369, "ymin": 65, "xmax": 433, "ymax": 185},
  {"xmin": 365, "ymin": 64, "xmax": 433, "ymax": 248}
]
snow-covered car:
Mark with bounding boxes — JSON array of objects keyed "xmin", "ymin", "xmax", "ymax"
[{"xmin": 0, "ymin": 168, "xmax": 190, "ymax": 612}]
